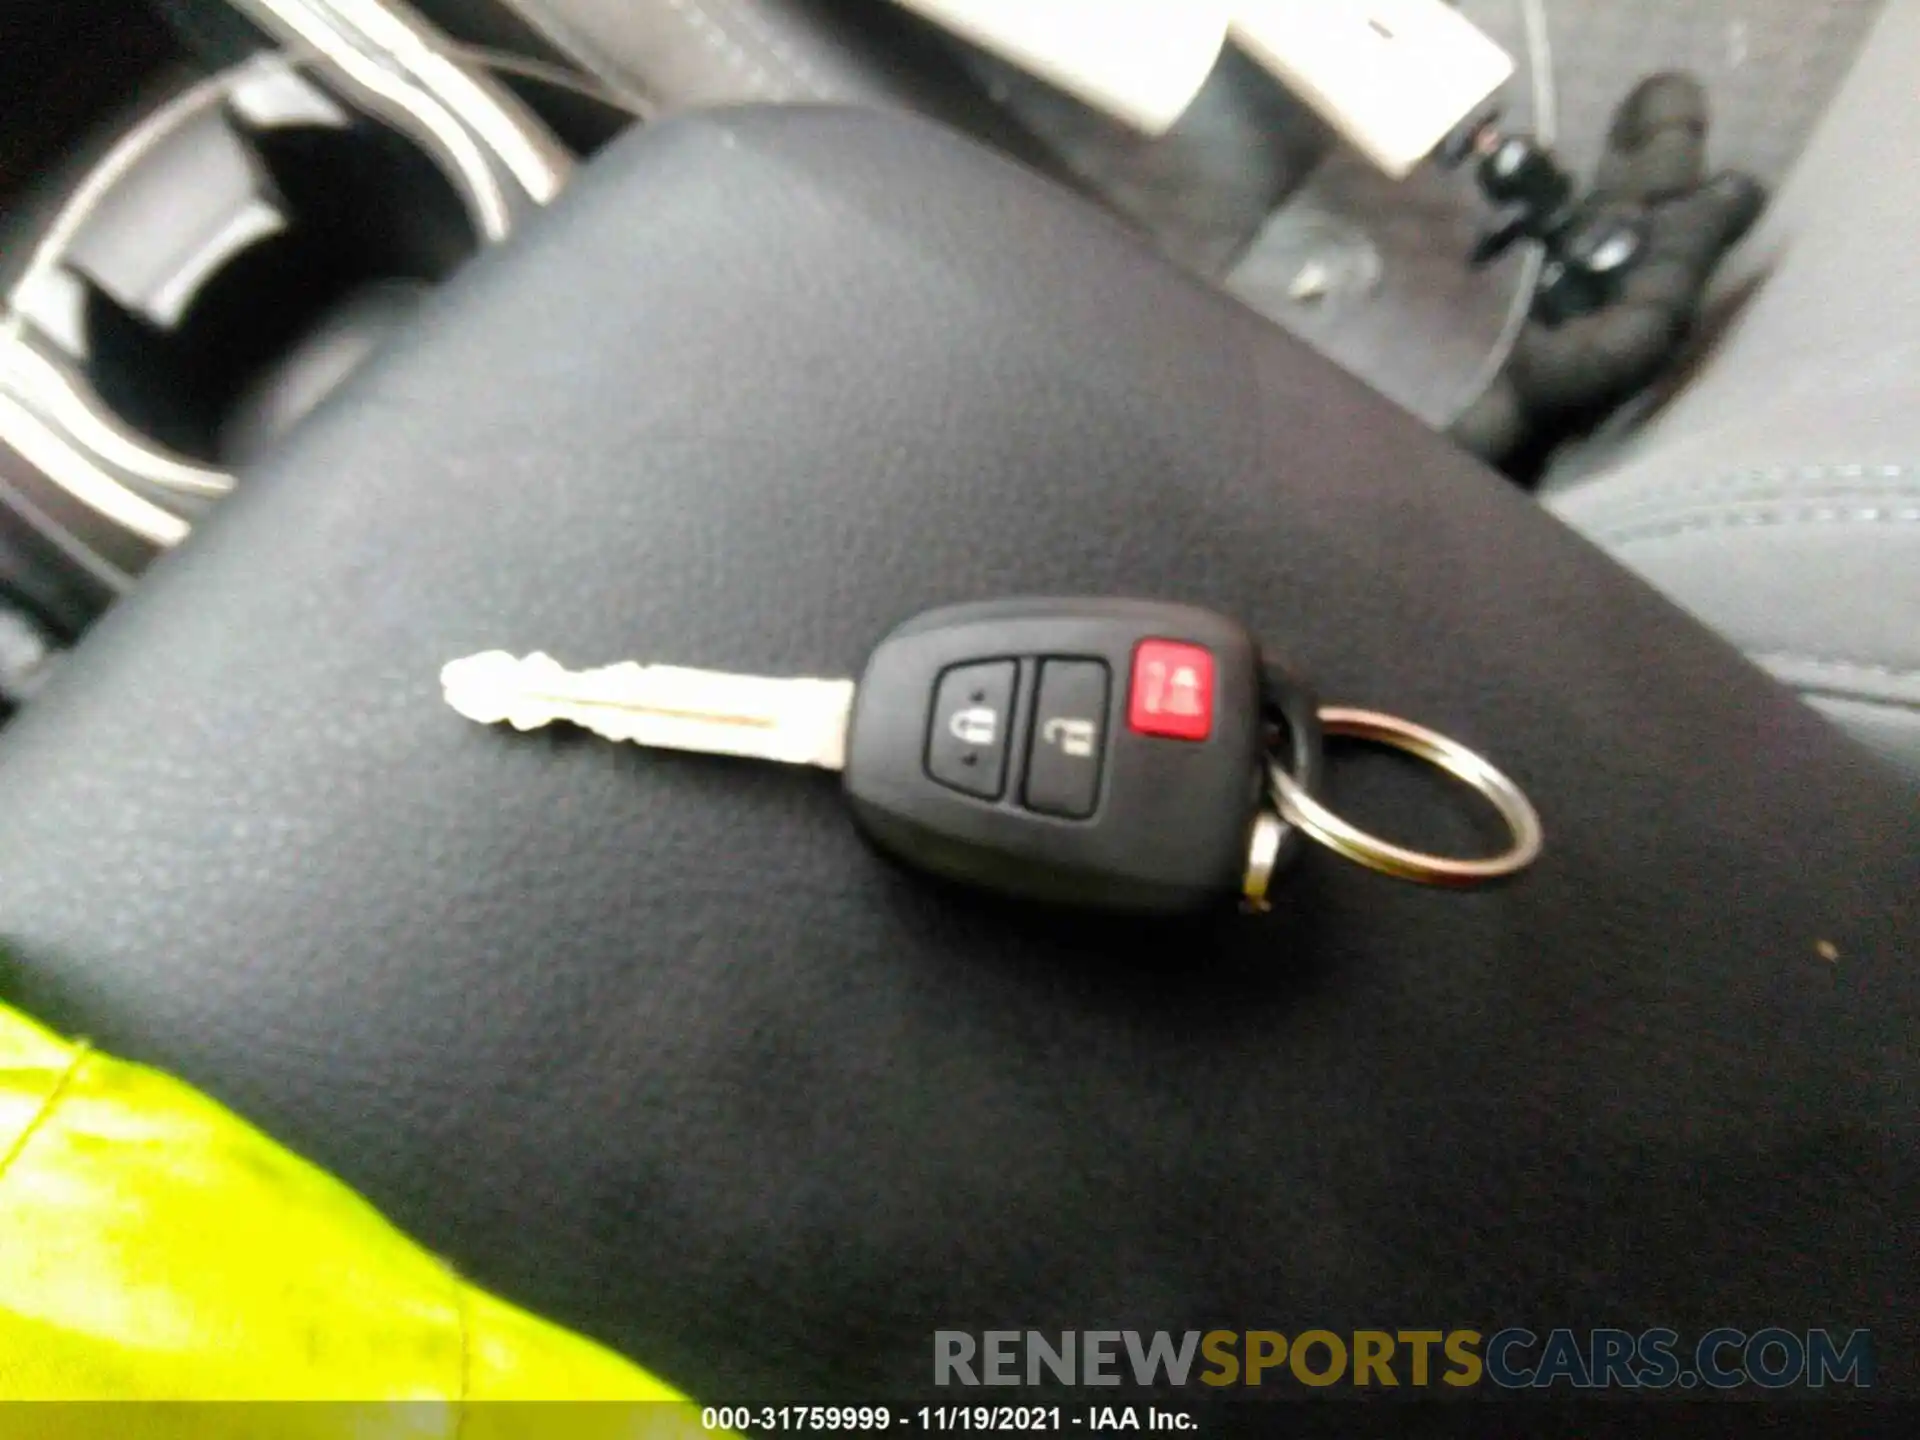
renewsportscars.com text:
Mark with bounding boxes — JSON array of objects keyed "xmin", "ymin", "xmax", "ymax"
[{"xmin": 933, "ymin": 1328, "xmax": 1873, "ymax": 1391}]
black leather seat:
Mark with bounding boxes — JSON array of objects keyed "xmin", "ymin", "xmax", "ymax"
[{"xmin": 0, "ymin": 107, "xmax": 1913, "ymax": 1405}]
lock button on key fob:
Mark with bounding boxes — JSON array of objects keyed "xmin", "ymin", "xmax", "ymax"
[
  {"xmin": 927, "ymin": 660, "xmax": 1017, "ymax": 799},
  {"xmin": 844, "ymin": 598, "xmax": 1266, "ymax": 912}
]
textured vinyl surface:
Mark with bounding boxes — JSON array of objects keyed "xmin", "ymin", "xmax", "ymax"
[{"xmin": 0, "ymin": 110, "xmax": 1914, "ymax": 1406}]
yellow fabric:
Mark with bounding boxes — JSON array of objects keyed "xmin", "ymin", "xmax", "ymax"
[{"xmin": 0, "ymin": 1000, "xmax": 698, "ymax": 1433}]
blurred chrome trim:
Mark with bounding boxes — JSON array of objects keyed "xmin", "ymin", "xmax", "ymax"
[
  {"xmin": 0, "ymin": 5, "xmax": 573, "ymax": 583},
  {"xmin": 15, "ymin": 69, "xmax": 263, "ymax": 340},
  {"xmin": 0, "ymin": 391, "xmax": 189, "ymax": 552},
  {"xmin": 230, "ymin": 0, "xmax": 573, "ymax": 233},
  {"xmin": 0, "ymin": 336, "xmax": 234, "ymax": 500}
]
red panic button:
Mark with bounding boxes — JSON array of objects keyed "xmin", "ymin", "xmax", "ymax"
[{"xmin": 1128, "ymin": 640, "xmax": 1214, "ymax": 741}]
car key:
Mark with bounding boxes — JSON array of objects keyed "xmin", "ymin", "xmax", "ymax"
[
  {"xmin": 444, "ymin": 598, "xmax": 1289, "ymax": 912},
  {"xmin": 841, "ymin": 597, "xmax": 1276, "ymax": 911},
  {"xmin": 440, "ymin": 648, "xmax": 856, "ymax": 767},
  {"xmin": 442, "ymin": 597, "xmax": 1540, "ymax": 913}
]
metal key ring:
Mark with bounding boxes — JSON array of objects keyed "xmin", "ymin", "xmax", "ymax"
[{"xmin": 1267, "ymin": 707, "xmax": 1543, "ymax": 887}]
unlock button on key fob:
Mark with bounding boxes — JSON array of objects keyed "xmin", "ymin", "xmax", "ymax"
[
  {"xmin": 927, "ymin": 660, "xmax": 1016, "ymax": 799},
  {"xmin": 1025, "ymin": 660, "xmax": 1109, "ymax": 819}
]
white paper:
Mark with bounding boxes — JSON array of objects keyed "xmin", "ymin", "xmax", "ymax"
[
  {"xmin": 892, "ymin": 0, "xmax": 1232, "ymax": 134},
  {"xmin": 1230, "ymin": 0, "xmax": 1514, "ymax": 177}
]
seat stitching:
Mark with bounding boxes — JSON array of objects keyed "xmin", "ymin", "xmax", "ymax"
[
  {"xmin": 1578, "ymin": 483, "xmax": 1920, "ymax": 528},
  {"xmin": 0, "ymin": 1041, "xmax": 93, "ymax": 1192},
  {"xmin": 1755, "ymin": 652, "xmax": 1920, "ymax": 684},
  {"xmin": 1796, "ymin": 688, "xmax": 1920, "ymax": 718},
  {"xmin": 483, "ymin": 0, "xmax": 660, "ymax": 114},
  {"xmin": 663, "ymin": 0, "xmax": 782, "ymax": 98},
  {"xmin": 445, "ymin": 1257, "xmax": 474, "ymax": 1420},
  {"xmin": 1633, "ymin": 463, "xmax": 1911, "ymax": 498},
  {"xmin": 1563, "ymin": 463, "xmax": 1915, "ymax": 517},
  {"xmin": 707, "ymin": 0, "xmax": 832, "ymax": 99},
  {"xmin": 1596, "ymin": 504, "xmax": 1920, "ymax": 547}
]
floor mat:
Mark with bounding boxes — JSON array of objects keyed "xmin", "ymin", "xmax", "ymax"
[{"xmin": 1225, "ymin": 0, "xmax": 1887, "ymax": 427}]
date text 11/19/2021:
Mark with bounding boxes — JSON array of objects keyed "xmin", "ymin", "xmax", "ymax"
[{"xmin": 700, "ymin": 1407, "xmax": 1189, "ymax": 1431}]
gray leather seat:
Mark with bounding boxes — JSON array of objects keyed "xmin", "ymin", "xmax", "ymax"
[{"xmin": 1546, "ymin": 1, "xmax": 1920, "ymax": 779}]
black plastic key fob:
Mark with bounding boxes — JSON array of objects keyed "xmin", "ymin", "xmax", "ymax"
[{"xmin": 844, "ymin": 598, "xmax": 1269, "ymax": 912}]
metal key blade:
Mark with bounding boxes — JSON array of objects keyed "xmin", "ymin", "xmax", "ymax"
[{"xmin": 440, "ymin": 651, "xmax": 855, "ymax": 769}]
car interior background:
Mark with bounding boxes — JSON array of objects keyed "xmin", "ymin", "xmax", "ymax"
[
  {"xmin": 0, "ymin": 0, "xmax": 1915, "ymax": 1410},
  {"xmin": 2, "ymin": 0, "xmax": 1913, "ymax": 771}
]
